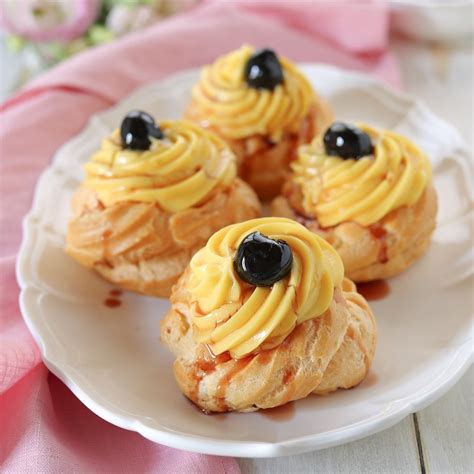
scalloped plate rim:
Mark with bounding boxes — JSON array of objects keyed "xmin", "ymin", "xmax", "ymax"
[{"xmin": 16, "ymin": 63, "xmax": 473, "ymax": 457}]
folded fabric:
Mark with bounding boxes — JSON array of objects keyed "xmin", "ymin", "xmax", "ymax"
[
  {"xmin": 7, "ymin": 0, "xmax": 398, "ymax": 106},
  {"xmin": 0, "ymin": 1, "xmax": 397, "ymax": 472}
]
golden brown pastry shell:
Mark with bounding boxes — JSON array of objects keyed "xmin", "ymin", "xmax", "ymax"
[
  {"xmin": 160, "ymin": 276, "xmax": 376, "ymax": 413},
  {"xmin": 271, "ymin": 181, "xmax": 438, "ymax": 282},
  {"xmin": 65, "ymin": 178, "xmax": 261, "ymax": 297},
  {"xmin": 185, "ymin": 95, "xmax": 333, "ymax": 201}
]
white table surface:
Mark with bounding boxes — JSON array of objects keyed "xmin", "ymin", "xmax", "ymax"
[
  {"xmin": 237, "ymin": 37, "xmax": 474, "ymax": 474},
  {"xmin": 1, "ymin": 35, "xmax": 472, "ymax": 473}
]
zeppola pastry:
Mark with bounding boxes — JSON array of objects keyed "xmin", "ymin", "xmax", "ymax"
[
  {"xmin": 186, "ymin": 45, "xmax": 333, "ymax": 200},
  {"xmin": 65, "ymin": 112, "xmax": 261, "ymax": 296},
  {"xmin": 161, "ymin": 217, "xmax": 376, "ymax": 413},
  {"xmin": 272, "ymin": 122, "xmax": 438, "ymax": 281}
]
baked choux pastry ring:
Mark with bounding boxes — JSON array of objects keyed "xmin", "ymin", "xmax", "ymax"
[
  {"xmin": 272, "ymin": 122, "xmax": 437, "ymax": 281},
  {"xmin": 161, "ymin": 217, "xmax": 376, "ymax": 413},
  {"xmin": 186, "ymin": 45, "xmax": 333, "ymax": 200},
  {"xmin": 66, "ymin": 112, "xmax": 261, "ymax": 296}
]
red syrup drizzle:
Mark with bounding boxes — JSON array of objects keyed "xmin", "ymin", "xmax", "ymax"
[
  {"xmin": 369, "ymin": 225, "xmax": 389, "ymax": 264},
  {"xmin": 356, "ymin": 280, "xmax": 391, "ymax": 301},
  {"xmin": 189, "ymin": 350, "xmax": 234, "ymax": 411},
  {"xmin": 104, "ymin": 298, "xmax": 121, "ymax": 308},
  {"xmin": 256, "ymin": 350, "xmax": 272, "ymax": 366},
  {"xmin": 215, "ymin": 357, "xmax": 252, "ymax": 411},
  {"xmin": 283, "ymin": 367, "xmax": 295, "ymax": 385},
  {"xmin": 190, "ymin": 349, "xmax": 277, "ymax": 414},
  {"xmin": 103, "ymin": 288, "xmax": 123, "ymax": 308}
]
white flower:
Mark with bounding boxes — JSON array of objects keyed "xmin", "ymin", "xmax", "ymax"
[{"xmin": 106, "ymin": 4, "xmax": 159, "ymax": 37}]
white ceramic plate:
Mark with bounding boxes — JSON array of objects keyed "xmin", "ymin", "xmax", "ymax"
[{"xmin": 17, "ymin": 65, "xmax": 473, "ymax": 457}]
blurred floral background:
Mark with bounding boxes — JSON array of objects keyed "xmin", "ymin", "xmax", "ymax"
[
  {"xmin": 0, "ymin": 0, "xmax": 474, "ymax": 110},
  {"xmin": 0, "ymin": 0, "xmax": 199, "ymax": 98}
]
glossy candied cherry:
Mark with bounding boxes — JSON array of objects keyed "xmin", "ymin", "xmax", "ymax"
[
  {"xmin": 234, "ymin": 231, "xmax": 293, "ymax": 287},
  {"xmin": 323, "ymin": 122, "xmax": 373, "ymax": 159},
  {"xmin": 120, "ymin": 110, "xmax": 163, "ymax": 151},
  {"xmin": 244, "ymin": 48, "xmax": 284, "ymax": 91}
]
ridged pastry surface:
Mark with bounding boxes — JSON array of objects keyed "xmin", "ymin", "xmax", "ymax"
[
  {"xmin": 294, "ymin": 124, "xmax": 432, "ymax": 227},
  {"xmin": 271, "ymin": 184, "xmax": 437, "ymax": 281},
  {"xmin": 66, "ymin": 179, "xmax": 261, "ymax": 296},
  {"xmin": 161, "ymin": 277, "xmax": 376, "ymax": 412}
]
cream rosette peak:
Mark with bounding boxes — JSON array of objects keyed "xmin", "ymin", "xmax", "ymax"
[
  {"xmin": 190, "ymin": 45, "xmax": 314, "ymax": 142},
  {"xmin": 187, "ymin": 217, "xmax": 344, "ymax": 358},
  {"xmin": 83, "ymin": 119, "xmax": 237, "ymax": 213},
  {"xmin": 294, "ymin": 123, "xmax": 432, "ymax": 227}
]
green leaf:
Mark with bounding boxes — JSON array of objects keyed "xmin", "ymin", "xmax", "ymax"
[
  {"xmin": 88, "ymin": 25, "xmax": 116, "ymax": 45},
  {"xmin": 6, "ymin": 35, "xmax": 26, "ymax": 52}
]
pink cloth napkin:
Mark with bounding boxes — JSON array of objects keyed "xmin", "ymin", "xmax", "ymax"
[{"xmin": 0, "ymin": 1, "xmax": 397, "ymax": 471}]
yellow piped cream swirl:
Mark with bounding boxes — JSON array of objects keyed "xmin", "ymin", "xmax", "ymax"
[
  {"xmin": 83, "ymin": 120, "xmax": 236, "ymax": 213},
  {"xmin": 187, "ymin": 217, "xmax": 344, "ymax": 358},
  {"xmin": 190, "ymin": 45, "xmax": 314, "ymax": 142},
  {"xmin": 293, "ymin": 124, "xmax": 432, "ymax": 227}
]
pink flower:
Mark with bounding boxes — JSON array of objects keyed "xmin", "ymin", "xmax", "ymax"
[{"xmin": 0, "ymin": 0, "xmax": 99, "ymax": 42}]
